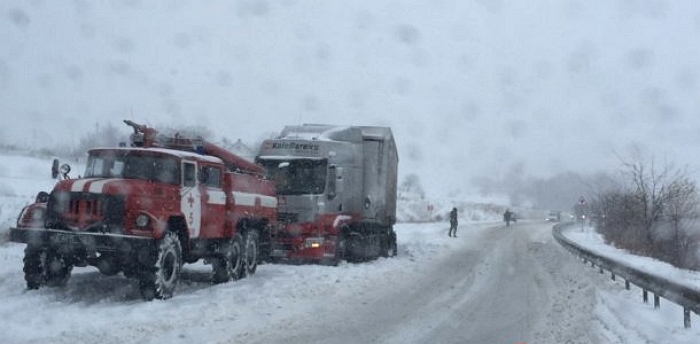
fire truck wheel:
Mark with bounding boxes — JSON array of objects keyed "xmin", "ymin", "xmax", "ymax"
[
  {"xmin": 229, "ymin": 234, "xmax": 244, "ymax": 280},
  {"xmin": 213, "ymin": 234, "xmax": 243, "ymax": 283},
  {"xmin": 140, "ymin": 231, "xmax": 181, "ymax": 300},
  {"xmin": 242, "ymin": 231, "xmax": 259, "ymax": 277},
  {"xmin": 23, "ymin": 247, "xmax": 73, "ymax": 289},
  {"xmin": 23, "ymin": 247, "xmax": 47, "ymax": 289}
]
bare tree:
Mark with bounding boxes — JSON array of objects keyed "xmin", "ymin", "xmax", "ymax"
[
  {"xmin": 662, "ymin": 177, "xmax": 700, "ymax": 267},
  {"xmin": 623, "ymin": 159, "xmax": 668, "ymax": 252},
  {"xmin": 591, "ymin": 157, "xmax": 700, "ymax": 268}
]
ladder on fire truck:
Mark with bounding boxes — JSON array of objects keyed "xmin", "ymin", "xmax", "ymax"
[{"xmin": 123, "ymin": 120, "xmax": 265, "ymax": 176}]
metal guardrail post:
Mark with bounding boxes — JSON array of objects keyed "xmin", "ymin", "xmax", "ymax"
[
  {"xmin": 654, "ymin": 294, "xmax": 660, "ymax": 309},
  {"xmin": 685, "ymin": 308, "xmax": 691, "ymax": 329},
  {"xmin": 611, "ymin": 272, "xmax": 616, "ymax": 281},
  {"xmin": 625, "ymin": 280, "xmax": 630, "ymax": 290},
  {"xmin": 643, "ymin": 289, "xmax": 648, "ymax": 303}
]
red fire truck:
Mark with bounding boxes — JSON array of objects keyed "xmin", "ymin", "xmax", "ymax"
[{"xmin": 10, "ymin": 120, "xmax": 277, "ymax": 300}]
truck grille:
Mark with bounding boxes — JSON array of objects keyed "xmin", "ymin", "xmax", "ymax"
[
  {"xmin": 46, "ymin": 192, "xmax": 125, "ymax": 232},
  {"xmin": 277, "ymin": 212, "xmax": 299, "ymax": 223}
]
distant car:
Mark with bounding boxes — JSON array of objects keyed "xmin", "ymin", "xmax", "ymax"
[{"xmin": 546, "ymin": 211, "xmax": 561, "ymax": 222}]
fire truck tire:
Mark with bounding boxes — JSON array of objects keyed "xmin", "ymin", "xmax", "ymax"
[
  {"xmin": 213, "ymin": 234, "xmax": 243, "ymax": 283},
  {"xmin": 229, "ymin": 234, "xmax": 244, "ymax": 280},
  {"xmin": 23, "ymin": 247, "xmax": 46, "ymax": 289},
  {"xmin": 23, "ymin": 247, "xmax": 73, "ymax": 289},
  {"xmin": 242, "ymin": 231, "xmax": 259, "ymax": 277},
  {"xmin": 140, "ymin": 231, "xmax": 181, "ymax": 300}
]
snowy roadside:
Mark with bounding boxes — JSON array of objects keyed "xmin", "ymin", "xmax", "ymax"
[
  {"xmin": 562, "ymin": 224, "xmax": 700, "ymax": 290},
  {"xmin": 561, "ymin": 224, "xmax": 700, "ymax": 342}
]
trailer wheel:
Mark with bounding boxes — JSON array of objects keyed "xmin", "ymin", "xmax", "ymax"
[
  {"xmin": 242, "ymin": 231, "xmax": 259, "ymax": 277},
  {"xmin": 385, "ymin": 230, "xmax": 397, "ymax": 257},
  {"xmin": 213, "ymin": 233, "xmax": 243, "ymax": 283},
  {"xmin": 140, "ymin": 231, "xmax": 181, "ymax": 300}
]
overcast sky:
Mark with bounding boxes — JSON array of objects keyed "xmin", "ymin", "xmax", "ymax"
[{"xmin": 1, "ymin": 0, "xmax": 699, "ymax": 197}]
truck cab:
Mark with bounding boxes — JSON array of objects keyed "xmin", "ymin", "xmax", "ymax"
[{"xmin": 257, "ymin": 124, "xmax": 398, "ymax": 264}]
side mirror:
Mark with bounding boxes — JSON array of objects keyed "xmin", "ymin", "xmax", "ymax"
[
  {"xmin": 60, "ymin": 164, "xmax": 71, "ymax": 180},
  {"xmin": 51, "ymin": 159, "xmax": 59, "ymax": 179},
  {"xmin": 35, "ymin": 191, "xmax": 50, "ymax": 203}
]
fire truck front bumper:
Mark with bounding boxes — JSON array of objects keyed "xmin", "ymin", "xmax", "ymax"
[{"xmin": 9, "ymin": 227, "xmax": 155, "ymax": 259}]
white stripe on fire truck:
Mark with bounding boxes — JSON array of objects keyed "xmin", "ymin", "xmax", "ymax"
[
  {"xmin": 260, "ymin": 195, "xmax": 277, "ymax": 208},
  {"xmin": 230, "ymin": 192, "xmax": 277, "ymax": 208},
  {"xmin": 70, "ymin": 178, "xmax": 99, "ymax": 192},
  {"xmin": 207, "ymin": 190, "xmax": 226, "ymax": 205},
  {"xmin": 88, "ymin": 179, "xmax": 112, "ymax": 193},
  {"xmin": 231, "ymin": 191, "xmax": 257, "ymax": 206}
]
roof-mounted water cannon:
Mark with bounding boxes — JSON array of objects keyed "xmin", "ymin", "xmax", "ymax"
[{"xmin": 124, "ymin": 119, "xmax": 159, "ymax": 148}]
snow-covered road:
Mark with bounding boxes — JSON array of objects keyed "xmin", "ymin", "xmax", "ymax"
[
  {"xmin": 0, "ymin": 220, "xmax": 596, "ymax": 344},
  {"xmin": 3, "ymin": 220, "xmax": 700, "ymax": 343}
]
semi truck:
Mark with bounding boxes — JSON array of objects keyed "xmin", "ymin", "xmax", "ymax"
[
  {"xmin": 256, "ymin": 124, "xmax": 398, "ymax": 264},
  {"xmin": 10, "ymin": 120, "xmax": 277, "ymax": 300}
]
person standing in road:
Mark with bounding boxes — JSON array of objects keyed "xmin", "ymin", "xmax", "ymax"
[
  {"xmin": 504, "ymin": 209, "xmax": 512, "ymax": 227},
  {"xmin": 449, "ymin": 207, "xmax": 458, "ymax": 237}
]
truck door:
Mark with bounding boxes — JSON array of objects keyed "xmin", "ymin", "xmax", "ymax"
[
  {"xmin": 180, "ymin": 161, "xmax": 201, "ymax": 238},
  {"xmin": 198, "ymin": 164, "xmax": 226, "ymax": 238}
]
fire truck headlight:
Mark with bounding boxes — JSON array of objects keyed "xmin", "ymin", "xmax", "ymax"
[
  {"xmin": 18, "ymin": 206, "xmax": 46, "ymax": 227},
  {"xmin": 135, "ymin": 214, "xmax": 150, "ymax": 228},
  {"xmin": 30, "ymin": 208, "xmax": 45, "ymax": 222}
]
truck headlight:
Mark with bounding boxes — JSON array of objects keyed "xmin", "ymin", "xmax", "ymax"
[
  {"xmin": 17, "ymin": 206, "xmax": 46, "ymax": 227},
  {"xmin": 135, "ymin": 214, "xmax": 150, "ymax": 228},
  {"xmin": 30, "ymin": 208, "xmax": 45, "ymax": 221},
  {"xmin": 303, "ymin": 237, "xmax": 325, "ymax": 249}
]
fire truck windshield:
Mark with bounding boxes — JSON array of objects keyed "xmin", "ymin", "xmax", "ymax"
[
  {"xmin": 258, "ymin": 159, "xmax": 327, "ymax": 195},
  {"xmin": 84, "ymin": 154, "xmax": 180, "ymax": 184}
]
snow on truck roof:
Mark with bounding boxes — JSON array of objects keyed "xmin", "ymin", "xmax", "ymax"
[
  {"xmin": 278, "ymin": 124, "xmax": 393, "ymax": 142},
  {"xmin": 89, "ymin": 147, "xmax": 224, "ymax": 164},
  {"xmin": 256, "ymin": 155, "xmax": 326, "ymax": 161}
]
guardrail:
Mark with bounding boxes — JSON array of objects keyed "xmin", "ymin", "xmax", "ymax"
[{"xmin": 552, "ymin": 222, "xmax": 700, "ymax": 329}]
